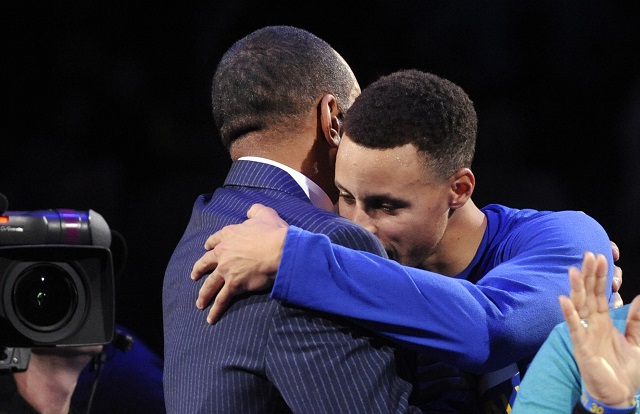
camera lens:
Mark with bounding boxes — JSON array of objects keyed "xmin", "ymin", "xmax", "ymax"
[{"xmin": 12, "ymin": 264, "xmax": 78, "ymax": 331}]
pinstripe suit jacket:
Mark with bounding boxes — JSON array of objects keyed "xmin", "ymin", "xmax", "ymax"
[{"xmin": 163, "ymin": 160, "xmax": 418, "ymax": 414}]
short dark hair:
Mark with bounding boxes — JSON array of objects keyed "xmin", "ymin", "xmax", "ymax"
[
  {"xmin": 212, "ymin": 26, "xmax": 357, "ymax": 150},
  {"xmin": 343, "ymin": 69, "xmax": 477, "ymax": 179}
]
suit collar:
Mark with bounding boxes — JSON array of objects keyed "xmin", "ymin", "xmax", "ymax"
[{"xmin": 225, "ymin": 159, "xmax": 334, "ymax": 211}]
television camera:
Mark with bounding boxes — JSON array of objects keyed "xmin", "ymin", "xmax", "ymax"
[{"xmin": 0, "ymin": 193, "xmax": 115, "ymax": 371}]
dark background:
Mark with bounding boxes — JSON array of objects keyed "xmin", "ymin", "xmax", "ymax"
[{"xmin": 3, "ymin": 1, "xmax": 640, "ymax": 357}]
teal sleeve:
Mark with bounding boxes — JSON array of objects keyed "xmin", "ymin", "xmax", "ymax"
[
  {"xmin": 512, "ymin": 323, "xmax": 581, "ymax": 413},
  {"xmin": 514, "ymin": 306, "xmax": 639, "ymax": 413}
]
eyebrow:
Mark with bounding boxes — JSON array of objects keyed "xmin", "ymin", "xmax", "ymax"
[{"xmin": 362, "ymin": 194, "xmax": 410, "ymax": 208}]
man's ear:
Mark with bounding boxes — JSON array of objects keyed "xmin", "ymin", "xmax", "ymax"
[
  {"xmin": 449, "ymin": 168, "xmax": 475, "ymax": 210},
  {"xmin": 320, "ymin": 94, "xmax": 342, "ymax": 148}
]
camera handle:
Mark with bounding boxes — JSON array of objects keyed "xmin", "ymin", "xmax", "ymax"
[{"xmin": 0, "ymin": 346, "xmax": 31, "ymax": 372}]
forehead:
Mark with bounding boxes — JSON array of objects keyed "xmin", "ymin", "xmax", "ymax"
[{"xmin": 335, "ymin": 135, "xmax": 434, "ymax": 195}]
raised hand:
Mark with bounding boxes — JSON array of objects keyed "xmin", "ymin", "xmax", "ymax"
[
  {"xmin": 191, "ymin": 203, "xmax": 289, "ymax": 324},
  {"xmin": 559, "ymin": 252, "xmax": 640, "ymax": 408}
]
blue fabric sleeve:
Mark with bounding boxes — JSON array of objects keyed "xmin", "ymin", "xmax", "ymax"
[{"xmin": 271, "ymin": 211, "xmax": 614, "ymax": 373}]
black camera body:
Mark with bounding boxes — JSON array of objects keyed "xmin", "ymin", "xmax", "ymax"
[{"xmin": 0, "ymin": 208, "xmax": 115, "ymax": 347}]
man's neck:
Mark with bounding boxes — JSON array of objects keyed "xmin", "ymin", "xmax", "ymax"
[
  {"xmin": 421, "ymin": 199, "xmax": 487, "ymax": 276},
  {"xmin": 230, "ymin": 132, "xmax": 338, "ymax": 204}
]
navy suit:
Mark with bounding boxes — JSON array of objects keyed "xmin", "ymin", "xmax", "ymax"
[{"xmin": 163, "ymin": 160, "xmax": 417, "ymax": 413}]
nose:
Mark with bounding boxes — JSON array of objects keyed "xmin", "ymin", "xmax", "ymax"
[{"xmin": 351, "ymin": 207, "xmax": 376, "ymax": 235}]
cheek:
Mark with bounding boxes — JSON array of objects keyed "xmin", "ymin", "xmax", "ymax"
[
  {"xmin": 412, "ymin": 214, "xmax": 448, "ymax": 251},
  {"xmin": 376, "ymin": 218, "xmax": 411, "ymax": 242},
  {"xmin": 388, "ymin": 215, "xmax": 436, "ymax": 249}
]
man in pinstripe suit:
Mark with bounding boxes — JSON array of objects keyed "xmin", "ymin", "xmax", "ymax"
[{"xmin": 162, "ymin": 26, "xmax": 419, "ymax": 413}]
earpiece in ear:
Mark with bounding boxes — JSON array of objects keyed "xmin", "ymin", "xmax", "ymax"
[
  {"xmin": 330, "ymin": 128, "xmax": 341, "ymax": 144},
  {"xmin": 331, "ymin": 116, "xmax": 342, "ymax": 144}
]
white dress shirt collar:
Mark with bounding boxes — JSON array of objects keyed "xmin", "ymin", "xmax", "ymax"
[{"xmin": 238, "ymin": 156, "xmax": 335, "ymax": 212}]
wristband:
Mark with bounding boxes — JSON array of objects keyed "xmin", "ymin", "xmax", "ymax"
[{"xmin": 581, "ymin": 392, "xmax": 636, "ymax": 414}]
